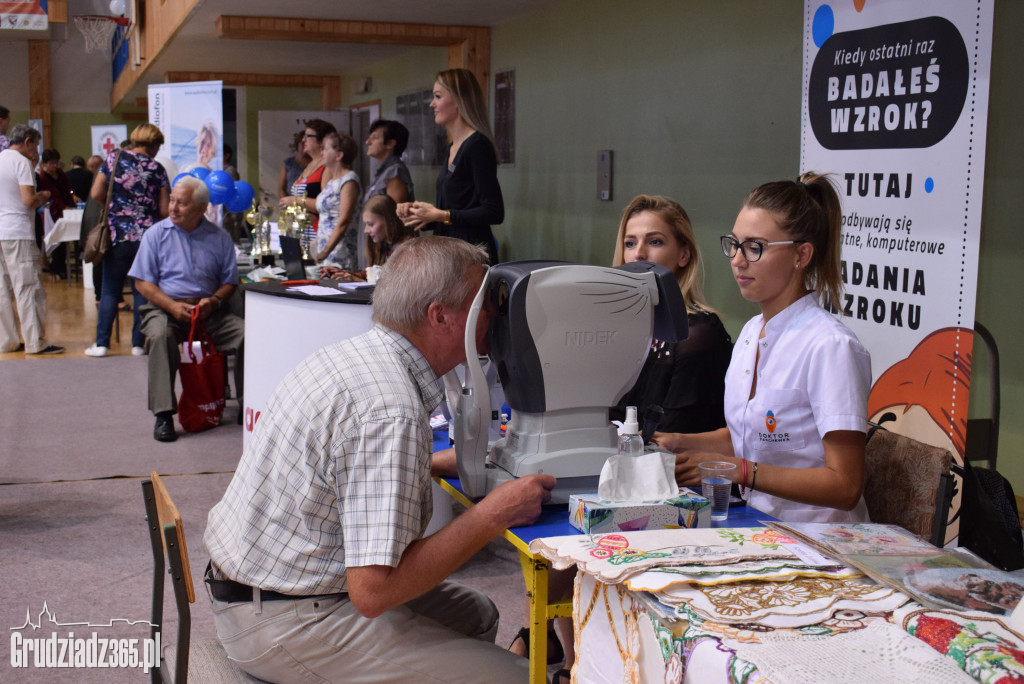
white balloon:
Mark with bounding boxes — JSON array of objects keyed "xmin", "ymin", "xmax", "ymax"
[
  {"xmin": 155, "ymin": 156, "xmax": 177, "ymax": 180},
  {"xmin": 109, "ymin": 0, "xmax": 126, "ymax": 16}
]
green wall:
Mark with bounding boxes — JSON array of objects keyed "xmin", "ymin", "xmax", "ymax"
[
  {"xmin": 333, "ymin": 0, "xmax": 1023, "ymax": 492},
  {"xmin": 4, "ymin": 110, "xmax": 123, "ymax": 162},
  {"xmin": 338, "ymin": 47, "xmax": 449, "ymax": 202},
  {"xmin": 973, "ymin": 0, "xmax": 1024, "ymax": 491},
  {"xmin": 50, "ymin": 112, "xmax": 124, "ymax": 161}
]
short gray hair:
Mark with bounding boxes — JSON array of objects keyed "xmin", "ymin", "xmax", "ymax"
[
  {"xmin": 173, "ymin": 174, "xmax": 210, "ymax": 207},
  {"xmin": 9, "ymin": 124, "xmax": 40, "ymax": 146},
  {"xmin": 372, "ymin": 236, "xmax": 488, "ymax": 333}
]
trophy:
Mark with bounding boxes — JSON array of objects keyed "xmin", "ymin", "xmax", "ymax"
[
  {"xmin": 282, "ymin": 190, "xmax": 313, "ymax": 260},
  {"xmin": 245, "ymin": 202, "xmax": 262, "ymax": 258},
  {"xmin": 258, "ymin": 205, "xmax": 274, "ymax": 258}
]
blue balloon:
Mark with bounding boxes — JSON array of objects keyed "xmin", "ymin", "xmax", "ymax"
[
  {"xmin": 188, "ymin": 166, "xmax": 211, "ymax": 181},
  {"xmin": 206, "ymin": 170, "xmax": 235, "ymax": 205},
  {"xmin": 225, "ymin": 181, "xmax": 255, "ymax": 212},
  {"xmin": 172, "ymin": 172, "xmax": 189, "ymax": 187}
]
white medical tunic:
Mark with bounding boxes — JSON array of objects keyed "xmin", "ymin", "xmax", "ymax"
[{"xmin": 724, "ymin": 294, "xmax": 871, "ymax": 522}]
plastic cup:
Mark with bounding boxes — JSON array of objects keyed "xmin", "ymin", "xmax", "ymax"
[{"xmin": 699, "ymin": 461, "xmax": 736, "ymax": 521}]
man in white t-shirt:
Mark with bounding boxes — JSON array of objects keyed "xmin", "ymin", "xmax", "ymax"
[{"xmin": 0, "ymin": 124, "xmax": 64, "ymax": 354}]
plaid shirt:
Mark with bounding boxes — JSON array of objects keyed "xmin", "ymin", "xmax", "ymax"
[{"xmin": 205, "ymin": 325, "xmax": 443, "ymax": 595}]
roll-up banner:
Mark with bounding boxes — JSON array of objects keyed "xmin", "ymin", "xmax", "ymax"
[{"xmin": 802, "ymin": 1, "xmax": 994, "ymax": 543}]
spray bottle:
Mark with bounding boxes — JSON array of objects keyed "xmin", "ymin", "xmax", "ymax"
[{"xmin": 617, "ymin": 406, "xmax": 644, "ymax": 457}]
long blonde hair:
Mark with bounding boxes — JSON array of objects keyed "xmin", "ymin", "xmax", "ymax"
[
  {"xmin": 435, "ymin": 68, "xmax": 498, "ymax": 155},
  {"xmin": 612, "ymin": 195, "xmax": 710, "ymax": 314}
]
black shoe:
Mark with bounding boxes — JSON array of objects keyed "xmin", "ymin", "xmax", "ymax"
[
  {"xmin": 29, "ymin": 344, "xmax": 65, "ymax": 355},
  {"xmin": 154, "ymin": 414, "xmax": 178, "ymax": 442},
  {"xmin": 509, "ymin": 625, "xmax": 564, "ymax": 665}
]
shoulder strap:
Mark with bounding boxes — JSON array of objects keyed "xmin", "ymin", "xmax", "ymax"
[{"xmin": 100, "ymin": 150, "xmax": 124, "ymax": 221}]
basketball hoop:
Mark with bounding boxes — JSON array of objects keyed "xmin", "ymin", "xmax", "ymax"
[{"xmin": 74, "ymin": 15, "xmax": 129, "ymax": 54}]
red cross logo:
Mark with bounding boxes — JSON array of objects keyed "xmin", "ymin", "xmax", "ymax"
[{"xmin": 100, "ymin": 136, "xmax": 117, "ymax": 154}]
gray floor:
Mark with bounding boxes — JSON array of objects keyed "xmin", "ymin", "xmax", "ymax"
[{"xmin": 0, "ymin": 357, "xmax": 530, "ymax": 682}]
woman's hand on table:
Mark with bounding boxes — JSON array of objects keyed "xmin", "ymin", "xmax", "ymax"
[
  {"xmin": 319, "ymin": 266, "xmax": 366, "ymax": 282},
  {"xmin": 672, "ymin": 451, "xmax": 711, "ymax": 487}
]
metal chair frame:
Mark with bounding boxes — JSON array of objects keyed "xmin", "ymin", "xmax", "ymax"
[{"xmin": 142, "ymin": 473, "xmax": 256, "ymax": 684}]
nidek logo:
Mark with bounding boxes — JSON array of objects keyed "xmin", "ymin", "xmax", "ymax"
[{"xmin": 564, "ymin": 330, "xmax": 617, "ymax": 345}]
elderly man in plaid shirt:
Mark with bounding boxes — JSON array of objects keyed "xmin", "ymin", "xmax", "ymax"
[{"xmin": 205, "ymin": 236, "xmax": 555, "ymax": 683}]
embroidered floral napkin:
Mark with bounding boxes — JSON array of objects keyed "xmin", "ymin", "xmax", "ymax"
[{"xmin": 529, "ymin": 528, "xmax": 803, "ymax": 583}]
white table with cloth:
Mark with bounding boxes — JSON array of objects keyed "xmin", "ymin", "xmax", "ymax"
[
  {"xmin": 42, "ymin": 207, "xmax": 83, "ymax": 256},
  {"xmin": 529, "ymin": 526, "xmax": 1024, "ymax": 683}
]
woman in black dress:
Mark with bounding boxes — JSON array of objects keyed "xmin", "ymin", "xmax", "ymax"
[{"xmin": 397, "ymin": 68, "xmax": 503, "ymax": 264}]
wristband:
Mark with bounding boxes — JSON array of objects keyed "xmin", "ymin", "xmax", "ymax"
[
  {"xmin": 211, "ymin": 294, "xmax": 223, "ymax": 308},
  {"xmin": 750, "ymin": 461, "xmax": 758, "ymax": 491},
  {"xmin": 443, "ymin": 210, "xmax": 452, "ymax": 225}
]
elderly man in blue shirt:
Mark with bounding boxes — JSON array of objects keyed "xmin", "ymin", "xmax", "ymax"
[{"xmin": 129, "ymin": 175, "xmax": 244, "ymax": 442}]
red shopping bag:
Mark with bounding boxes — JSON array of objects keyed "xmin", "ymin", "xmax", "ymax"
[{"xmin": 177, "ymin": 307, "xmax": 226, "ymax": 433}]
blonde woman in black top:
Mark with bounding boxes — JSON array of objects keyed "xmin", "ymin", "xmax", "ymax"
[{"xmin": 398, "ymin": 69, "xmax": 504, "ymax": 264}]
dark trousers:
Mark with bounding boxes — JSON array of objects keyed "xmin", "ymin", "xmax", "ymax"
[{"xmin": 139, "ymin": 303, "xmax": 245, "ymax": 416}]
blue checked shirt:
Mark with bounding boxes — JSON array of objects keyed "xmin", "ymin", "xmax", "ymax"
[
  {"xmin": 128, "ymin": 216, "xmax": 238, "ymax": 300},
  {"xmin": 205, "ymin": 325, "xmax": 443, "ymax": 595}
]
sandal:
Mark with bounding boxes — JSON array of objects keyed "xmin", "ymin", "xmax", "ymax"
[
  {"xmin": 509, "ymin": 625, "xmax": 564, "ymax": 664},
  {"xmin": 551, "ymin": 668, "xmax": 571, "ymax": 684}
]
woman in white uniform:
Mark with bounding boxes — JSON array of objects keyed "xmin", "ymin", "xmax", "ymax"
[{"xmin": 655, "ymin": 173, "xmax": 871, "ymax": 522}]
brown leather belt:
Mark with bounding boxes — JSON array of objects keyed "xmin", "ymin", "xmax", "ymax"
[{"xmin": 174, "ymin": 297, "xmax": 200, "ymax": 305}]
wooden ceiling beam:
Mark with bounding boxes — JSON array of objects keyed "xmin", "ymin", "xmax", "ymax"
[
  {"xmin": 165, "ymin": 71, "xmax": 342, "ymax": 109},
  {"xmin": 47, "ymin": 0, "xmax": 68, "ymax": 23},
  {"xmin": 216, "ymin": 15, "xmax": 480, "ymax": 47},
  {"xmin": 215, "ymin": 15, "xmax": 491, "ymax": 101},
  {"xmin": 28, "ymin": 40, "xmax": 51, "ymax": 144}
]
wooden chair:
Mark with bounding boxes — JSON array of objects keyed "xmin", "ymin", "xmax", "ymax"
[
  {"xmin": 142, "ymin": 472, "xmax": 259, "ymax": 684},
  {"xmin": 863, "ymin": 427, "xmax": 955, "ymax": 547}
]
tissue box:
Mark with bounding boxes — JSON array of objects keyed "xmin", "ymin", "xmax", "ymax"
[{"xmin": 569, "ymin": 488, "xmax": 711, "ymax": 534}]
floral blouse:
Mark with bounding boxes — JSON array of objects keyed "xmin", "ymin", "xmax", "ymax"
[{"xmin": 100, "ymin": 150, "xmax": 169, "ymax": 244}]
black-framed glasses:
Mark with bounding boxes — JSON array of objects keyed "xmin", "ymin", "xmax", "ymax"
[
  {"xmin": 303, "ymin": 133, "xmax": 318, "ymax": 139},
  {"xmin": 720, "ymin": 235, "xmax": 804, "ymax": 262}
]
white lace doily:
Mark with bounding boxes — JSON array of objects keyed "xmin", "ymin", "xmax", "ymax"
[{"xmin": 735, "ymin": 621, "xmax": 974, "ymax": 683}]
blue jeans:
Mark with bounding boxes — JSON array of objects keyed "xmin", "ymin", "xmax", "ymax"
[{"xmin": 96, "ymin": 240, "xmax": 144, "ymax": 348}]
